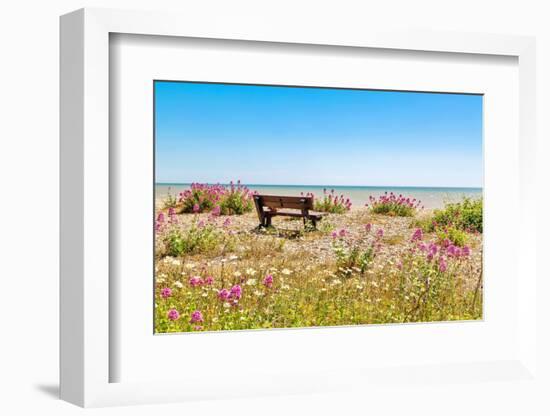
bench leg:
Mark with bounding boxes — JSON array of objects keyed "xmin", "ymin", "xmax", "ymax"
[{"xmin": 265, "ymin": 215, "xmax": 272, "ymax": 227}]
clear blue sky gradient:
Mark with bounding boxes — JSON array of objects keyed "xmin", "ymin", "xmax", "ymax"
[{"xmin": 155, "ymin": 81, "xmax": 483, "ymax": 188}]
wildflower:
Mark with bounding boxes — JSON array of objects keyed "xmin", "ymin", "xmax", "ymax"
[
  {"xmin": 446, "ymin": 245, "xmax": 460, "ymax": 257},
  {"xmin": 190, "ymin": 310, "xmax": 204, "ymax": 323},
  {"xmin": 168, "ymin": 207, "xmax": 176, "ymax": 217},
  {"xmin": 197, "ymin": 220, "xmax": 205, "ymax": 228},
  {"xmin": 461, "ymin": 246, "xmax": 471, "ymax": 257},
  {"xmin": 376, "ymin": 228, "xmax": 384, "ymax": 238},
  {"xmin": 188, "ymin": 276, "xmax": 203, "ymax": 287},
  {"xmin": 281, "ymin": 268, "xmax": 292, "ymax": 275},
  {"xmin": 396, "ymin": 260, "xmax": 403, "ymax": 270},
  {"xmin": 211, "ymin": 205, "xmax": 221, "ymax": 216},
  {"xmin": 365, "ymin": 223, "xmax": 372, "ymax": 233},
  {"xmin": 438, "ymin": 257, "xmax": 448, "ymax": 273},
  {"xmin": 246, "ymin": 278, "xmax": 257, "ymax": 286},
  {"xmin": 204, "ymin": 275, "xmax": 214, "ymax": 285},
  {"xmin": 245, "ymin": 268, "xmax": 257, "ymax": 276},
  {"xmin": 441, "ymin": 238, "xmax": 451, "ymax": 248},
  {"xmin": 338, "ymin": 228, "xmax": 348, "ymax": 237},
  {"xmin": 157, "ymin": 212, "xmax": 165, "ymax": 223},
  {"xmin": 411, "ymin": 228, "xmax": 423, "ymax": 242},
  {"xmin": 263, "ymin": 274, "xmax": 274, "ymax": 288},
  {"xmin": 167, "ymin": 308, "xmax": 179, "ymax": 321},
  {"xmin": 160, "ymin": 287, "xmax": 172, "ymax": 299},
  {"xmin": 174, "ymin": 281, "xmax": 184, "ymax": 288},
  {"xmin": 229, "ymin": 285, "xmax": 242, "ymax": 300},
  {"xmin": 193, "ymin": 326, "xmax": 203, "ymax": 331},
  {"xmin": 223, "ymin": 218, "xmax": 232, "ymax": 227},
  {"xmin": 233, "ymin": 271, "xmax": 242, "ymax": 278},
  {"xmin": 192, "ymin": 203, "xmax": 200, "ymax": 213},
  {"xmin": 218, "ymin": 288, "xmax": 230, "ymax": 301},
  {"xmin": 331, "ymin": 231, "xmax": 338, "ymax": 239}
]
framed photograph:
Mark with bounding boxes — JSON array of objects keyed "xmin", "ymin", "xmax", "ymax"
[{"xmin": 60, "ymin": 8, "xmax": 538, "ymax": 407}]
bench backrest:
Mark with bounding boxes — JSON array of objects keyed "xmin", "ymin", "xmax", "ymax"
[{"xmin": 254, "ymin": 194, "xmax": 314, "ymax": 210}]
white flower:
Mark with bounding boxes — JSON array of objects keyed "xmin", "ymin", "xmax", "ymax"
[
  {"xmin": 202, "ymin": 292, "xmax": 208, "ymax": 297},
  {"xmin": 281, "ymin": 284, "xmax": 290, "ymax": 290},
  {"xmin": 331, "ymin": 279, "xmax": 342, "ymax": 286},
  {"xmin": 185, "ymin": 263, "xmax": 196, "ymax": 269},
  {"xmin": 281, "ymin": 268, "xmax": 292, "ymax": 275},
  {"xmin": 223, "ymin": 302, "xmax": 231, "ymax": 309},
  {"xmin": 228, "ymin": 255, "xmax": 238, "ymax": 261},
  {"xmin": 233, "ymin": 271, "xmax": 242, "ymax": 277},
  {"xmin": 245, "ymin": 268, "xmax": 257, "ymax": 276},
  {"xmin": 246, "ymin": 279, "xmax": 257, "ymax": 286},
  {"xmin": 254, "ymin": 290, "xmax": 263, "ymax": 297},
  {"xmin": 174, "ymin": 281, "xmax": 183, "ymax": 288},
  {"xmin": 356, "ymin": 285, "xmax": 364, "ymax": 290}
]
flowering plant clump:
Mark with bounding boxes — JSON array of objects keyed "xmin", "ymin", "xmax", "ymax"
[
  {"xmin": 178, "ymin": 180, "xmax": 255, "ymax": 215},
  {"xmin": 366, "ymin": 192, "xmax": 422, "ymax": 217},
  {"xmin": 430, "ymin": 197, "xmax": 483, "ymax": 233},
  {"xmin": 309, "ymin": 189, "xmax": 352, "ymax": 214}
]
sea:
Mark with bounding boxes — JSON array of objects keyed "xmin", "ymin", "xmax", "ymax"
[{"xmin": 155, "ymin": 183, "xmax": 482, "ymax": 210}]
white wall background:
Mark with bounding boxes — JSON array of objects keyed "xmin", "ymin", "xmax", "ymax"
[{"xmin": 0, "ymin": 1, "xmax": 548, "ymax": 415}]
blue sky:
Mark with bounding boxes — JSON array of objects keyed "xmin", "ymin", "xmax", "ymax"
[{"xmin": 155, "ymin": 81, "xmax": 483, "ymax": 188}]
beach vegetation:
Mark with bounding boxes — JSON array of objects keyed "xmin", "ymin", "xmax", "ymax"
[
  {"xmin": 310, "ymin": 189, "xmax": 352, "ymax": 213},
  {"xmin": 366, "ymin": 192, "xmax": 422, "ymax": 217}
]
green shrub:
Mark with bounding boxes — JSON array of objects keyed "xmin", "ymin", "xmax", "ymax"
[
  {"xmin": 436, "ymin": 226, "xmax": 468, "ymax": 247},
  {"xmin": 432, "ymin": 197, "xmax": 482, "ymax": 233},
  {"xmin": 164, "ymin": 222, "xmax": 222, "ymax": 256},
  {"xmin": 219, "ymin": 190, "xmax": 254, "ymax": 215}
]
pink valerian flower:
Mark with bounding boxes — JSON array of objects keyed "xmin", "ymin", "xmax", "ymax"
[
  {"xmin": 263, "ymin": 274, "xmax": 274, "ymax": 288},
  {"xmin": 197, "ymin": 220, "xmax": 205, "ymax": 228},
  {"xmin": 441, "ymin": 238, "xmax": 451, "ymax": 248},
  {"xmin": 461, "ymin": 246, "xmax": 471, "ymax": 257},
  {"xmin": 229, "ymin": 285, "xmax": 242, "ymax": 300},
  {"xmin": 338, "ymin": 228, "xmax": 348, "ymax": 238},
  {"xmin": 167, "ymin": 308, "xmax": 180, "ymax": 321},
  {"xmin": 376, "ymin": 228, "xmax": 384, "ymax": 238},
  {"xmin": 157, "ymin": 212, "xmax": 165, "ymax": 223},
  {"xmin": 211, "ymin": 205, "xmax": 221, "ymax": 216},
  {"xmin": 438, "ymin": 257, "xmax": 448, "ymax": 273},
  {"xmin": 193, "ymin": 326, "xmax": 203, "ymax": 331},
  {"xmin": 446, "ymin": 245, "xmax": 460, "ymax": 257},
  {"xmin": 204, "ymin": 275, "xmax": 214, "ymax": 285},
  {"xmin": 188, "ymin": 276, "xmax": 203, "ymax": 287},
  {"xmin": 223, "ymin": 218, "xmax": 232, "ymax": 227},
  {"xmin": 192, "ymin": 203, "xmax": 200, "ymax": 213},
  {"xmin": 396, "ymin": 260, "xmax": 403, "ymax": 270},
  {"xmin": 331, "ymin": 231, "xmax": 338, "ymax": 239},
  {"xmin": 160, "ymin": 287, "xmax": 172, "ymax": 299},
  {"xmin": 426, "ymin": 242, "xmax": 438, "ymax": 261},
  {"xmin": 411, "ymin": 228, "xmax": 423, "ymax": 242},
  {"xmin": 418, "ymin": 242, "xmax": 428, "ymax": 252},
  {"xmin": 190, "ymin": 310, "xmax": 204, "ymax": 324},
  {"xmin": 218, "ymin": 288, "xmax": 230, "ymax": 301},
  {"xmin": 365, "ymin": 223, "xmax": 372, "ymax": 233},
  {"xmin": 168, "ymin": 207, "xmax": 176, "ymax": 218}
]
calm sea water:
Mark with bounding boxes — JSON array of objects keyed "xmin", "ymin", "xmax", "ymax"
[{"xmin": 155, "ymin": 183, "xmax": 482, "ymax": 210}]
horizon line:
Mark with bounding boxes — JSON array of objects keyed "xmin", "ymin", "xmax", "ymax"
[{"xmin": 155, "ymin": 182, "xmax": 482, "ymax": 190}]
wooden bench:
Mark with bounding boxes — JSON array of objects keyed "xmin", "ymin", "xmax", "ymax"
[{"xmin": 253, "ymin": 194, "xmax": 327, "ymax": 229}]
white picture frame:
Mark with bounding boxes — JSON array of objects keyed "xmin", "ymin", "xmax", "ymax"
[{"xmin": 60, "ymin": 7, "xmax": 538, "ymax": 407}]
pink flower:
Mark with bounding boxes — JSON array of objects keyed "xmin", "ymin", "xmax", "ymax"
[
  {"xmin": 223, "ymin": 218, "xmax": 232, "ymax": 227},
  {"xmin": 168, "ymin": 207, "xmax": 176, "ymax": 217},
  {"xmin": 411, "ymin": 228, "xmax": 423, "ymax": 242},
  {"xmin": 396, "ymin": 260, "xmax": 403, "ymax": 270},
  {"xmin": 218, "ymin": 288, "xmax": 230, "ymax": 300},
  {"xmin": 193, "ymin": 325, "xmax": 203, "ymax": 331},
  {"xmin": 376, "ymin": 228, "xmax": 384, "ymax": 238},
  {"xmin": 167, "ymin": 308, "xmax": 179, "ymax": 321},
  {"xmin": 204, "ymin": 275, "xmax": 214, "ymax": 285},
  {"xmin": 188, "ymin": 276, "xmax": 203, "ymax": 287},
  {"xmin": 229, "ymin": 285, "xmax": 242, "ymax": 300},
  {"xmin": 446, "ymin": 245, "xmax": 460, "ymax": 257},
  {"xmin": 263, "ymin": 274, "xmax": 274, "ymax": 288},
  {"xmin": 160, "ymin": 287, "xmax": 172, "ymax": 299},
  {"xmin": 338, "ymin": 228, "xmax": 348, "ymax": 238},
  {"xmin": 461, "ymin": 246, "xmax": 471, "ymax": 257},
  {"xmin": 211, "ymin": 205, "xmax": 221, "ymax": 216},
  {"xmin": 157, "ymin": 212, "xmax": 165, "ymax": 223},
  {"xmin": 190, "ymin": 310, "xmax": 204, "ymax": 323},
  {"xmin": 365, "ymin": 223, "xmax": 372, "ymax": 233},
  {"xmin": 331, "ymin": 231, "xmax": 338, "ymax": 239},
  {"xmin": 438, "ymin": 257, "xmax": 448, "ymax": 273},
  {"xmin": 193, "ymin": 203, "xmax": 200, "ymax": 213},
  {"xmin": 197, "ymin": 220, "xmax": 205, "ymax": 228}
]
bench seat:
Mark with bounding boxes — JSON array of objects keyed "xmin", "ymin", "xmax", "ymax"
[{"xmin": 254, "ymin": 194, "xmax": 326, "ymax": 229}]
